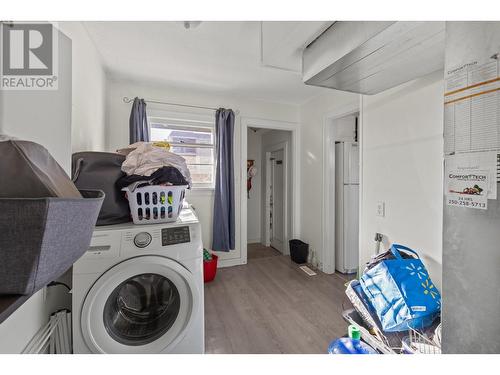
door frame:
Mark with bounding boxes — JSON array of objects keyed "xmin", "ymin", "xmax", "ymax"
[
  {"xmin": 264, "ymin": 142, "xmax": 288, "ymax": 253},
  {"xmin": 241, "ymin": 117, "xmax": 301, "ymax": 264},
  {"xmin": 322, "ymin": 103, "xmax": 360, "ymax": 274}
]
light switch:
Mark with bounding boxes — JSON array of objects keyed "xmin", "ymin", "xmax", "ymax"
[{"xmin": 376, "ymin": 201, "xmax": 385, "ymax": 217}]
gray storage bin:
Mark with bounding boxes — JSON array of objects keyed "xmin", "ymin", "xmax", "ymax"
[{"xmin": 0, "ymin": 190, "xmax": 104, "ymax": 295}]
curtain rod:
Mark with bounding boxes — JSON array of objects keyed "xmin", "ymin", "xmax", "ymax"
[{"xmin": 122, "ymin": 96, "xmax": 239, "ymax": 115}]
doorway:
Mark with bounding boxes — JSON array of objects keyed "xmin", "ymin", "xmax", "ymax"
[
  {"xmin": 322, "ymin": 110, "xmax": 360, "ymax": 274},
  {"xmin": 245, "ymin": 123, "xmax": 295, "ymax": 263}
]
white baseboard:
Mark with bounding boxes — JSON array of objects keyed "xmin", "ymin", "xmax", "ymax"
[
  {"xmin": 218, "ymin": 257, "xmax": 246, "ymax": 268},
  {"xmin": 247, "ymin": 239, "xmax": 262, "ymax": 244}
]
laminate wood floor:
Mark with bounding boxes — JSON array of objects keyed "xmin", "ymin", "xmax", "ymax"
[
  {"xmin": 204, "ymin": 254, "xmax": 353, "ymax": 354},
  {"xmin": 247, "ymin": 243, "xmax": 281, "ymax": 260}
]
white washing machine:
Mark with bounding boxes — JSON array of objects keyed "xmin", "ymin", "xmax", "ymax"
[{"xmin": 72, "ymin": 207, "xmax": 204, "ymax": 354}]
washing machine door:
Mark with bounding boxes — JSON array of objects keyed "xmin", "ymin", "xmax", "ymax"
[{"xmin": 81, "ymin": 256, "xmax": 200, "ymax": 353}]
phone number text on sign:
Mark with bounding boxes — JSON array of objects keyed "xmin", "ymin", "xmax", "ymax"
[{"xmin": 447, "ymin": 195, "xmax": 487, "ymax": 209}]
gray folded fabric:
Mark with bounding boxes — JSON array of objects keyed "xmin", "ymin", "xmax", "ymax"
[{"xmin": 0, "ymin": 190, "xmax": 104, "ymax": 295}]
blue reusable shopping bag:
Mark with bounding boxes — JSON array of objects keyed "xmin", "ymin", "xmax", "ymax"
[{"xmin": 359, "ymin": 244, "xmax": 441, "ymax": 332}]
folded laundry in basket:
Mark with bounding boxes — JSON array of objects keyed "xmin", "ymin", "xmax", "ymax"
[
  {"xmin": 116, "ymin": 166, "xmax": 190, "ymax": 192},
  {"xmin": 118, "ymin": 142, "xmax": 191, "ymax": 186}
]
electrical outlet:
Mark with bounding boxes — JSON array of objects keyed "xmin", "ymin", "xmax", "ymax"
[{"xmin": 376, "ymin": 201, "xmax": 385, "ymax": 217}]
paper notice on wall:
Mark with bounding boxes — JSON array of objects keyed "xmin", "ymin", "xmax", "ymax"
[
  {"xmin": 445, "ymin": 151, "xmax": 498, "ymax": 210},
  {"xmin": 446, "ymin": 169, "xmax": 489, "ymax": 209},
  {"xmin": 444, "ymin": 55, "xmax": 500, "ymax": 155}
]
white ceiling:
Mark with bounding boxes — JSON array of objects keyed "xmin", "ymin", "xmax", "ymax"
[{"xmin": 83, "ymin": 21, "xmax": 332, "ymax": 105}]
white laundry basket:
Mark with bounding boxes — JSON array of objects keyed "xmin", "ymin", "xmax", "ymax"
[{"xmin": 123, "ymin": 185, "xmax": 187, "ymax": 224}]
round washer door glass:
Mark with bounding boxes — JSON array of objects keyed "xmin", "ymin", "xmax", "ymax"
[
  {"xmin": 81, "ymin": 256, "xmax": 199, "ymax": 353},
  {"xmin": 103, "ymin": 273, "xmax": 180, "ymax": 346}
]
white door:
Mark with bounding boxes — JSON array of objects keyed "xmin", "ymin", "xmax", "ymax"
[
  {"xmin": 270, "ymin": 149, "xmax": 285, "ymax": 253},
  {"xmin": 80, "ymin": 256, "xmax": 199, "ymax": 353}
]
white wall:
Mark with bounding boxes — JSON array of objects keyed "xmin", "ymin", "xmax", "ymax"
[
  {"xmin": 360, "ymin": 70, "xmax": 444, "ymax": 289},
  {"xmin": 0, "ymin": 30, "xmax": 73, "ymax": 353},
  {"xmin": 247, "ymin": 129, "xmax": 262, "ymax": 243},
  {"xmin": 58, "ymin": 22, "xmax": 107, "ymax": 153},
  {"xmin": 0, "ymin": 32, "xmax": 73, "ymax": 171},
  {"xmin": 105, "ymin": 76, "xmax": 299, "ymax": 266},
  {"xmin": 298, "ymin": 72, "xmax": 444, "ymax": 286},
  {"xmin": 299, "ymin": 90, "xmax": 360, "ymax": 268}
]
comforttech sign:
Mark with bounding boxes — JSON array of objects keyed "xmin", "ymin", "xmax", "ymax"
[{"xmin": 1, "ymin": 22, "xmax": 58, "ymax": 90}]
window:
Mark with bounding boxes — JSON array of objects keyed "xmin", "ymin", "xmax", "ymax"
[{"xmin": 149, "ymin": 115, "xmax": 215, "ymax": 189}]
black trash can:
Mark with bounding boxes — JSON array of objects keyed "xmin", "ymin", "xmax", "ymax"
[{"xmin": 289, "ymin": 239, "xmax": 309, "ymax": 264}]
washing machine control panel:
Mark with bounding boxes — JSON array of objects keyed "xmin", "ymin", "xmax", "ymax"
[
  {"xmin": 161, "ymin": 226, "xmax": 191, "ymax": 246},
  {"xmin": 119, "ymin": 219, "xmax": 200, "ymax": 259}
]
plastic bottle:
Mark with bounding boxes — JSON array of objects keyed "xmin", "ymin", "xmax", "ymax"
[{"xmin": 327, "ymin": 325, "xmax": 378, "ymax": 354}]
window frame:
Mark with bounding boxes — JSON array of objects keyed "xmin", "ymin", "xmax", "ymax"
[{"xmin": 148, "ymin": 112, "xmax": 216, "ymax": 190}]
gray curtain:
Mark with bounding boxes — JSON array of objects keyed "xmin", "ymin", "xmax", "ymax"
[
  {"xmin": 129, "ymin": 97, "xmax": 149, "ymax": 144},
  {"xmin": 212, "ymin": 108, "xmax": 235, "ymax": 251}
]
